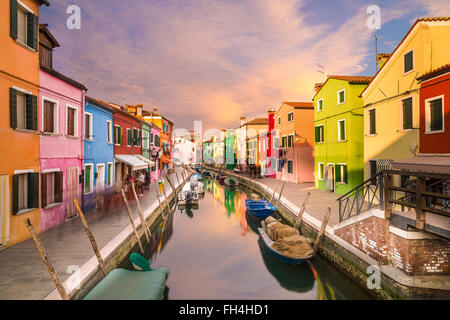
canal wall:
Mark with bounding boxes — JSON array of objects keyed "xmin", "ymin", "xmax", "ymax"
[
  {"xmin": 206, "ymin": 167, "xmax": 450, "ymax": 299},
  {"xmin": 45, "ymin": 169, "xmax": 192, "ymax": 300}
]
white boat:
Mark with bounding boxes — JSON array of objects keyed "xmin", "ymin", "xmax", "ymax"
[
  {"xmin": 187, "ymin": 176, "xmax": 205, "ymax": 194},
  {"xmin": 177, "ymin": 189, "xmax": 199, "ymax": 205}
]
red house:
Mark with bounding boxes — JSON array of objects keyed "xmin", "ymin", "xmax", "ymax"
[
  {"xmin": 418, "ymin": 64, "xmax": 450, "ymax": 154},
  {"xmin": 110, "ymin": 105, "xmax": 148, "ymax": 187}
]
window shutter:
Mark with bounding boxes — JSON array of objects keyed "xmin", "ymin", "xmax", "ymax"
[
  {"xmin": 10, "ymin": 88, "xmax": 17, "ymax": 129},
  {"xmin": 41, "ymin": 173, "xmax": 47, "ymax": 208},
  {"xmin": 335, "ymin": 165, "xmax": 341, "ymax": 183},
  {"xmin": 25, "ymin": 94, "xmax": 37, "ymax": 130},
  {"xmin": 13, "ymin": 174, "xmax": 19, "ymax": 214},
  {"xmin": 26, "ymin": 12, "xmax": 34, "ymax": 48},
  {"xmin": 403, "ymin": 98, "xmax": 412, "ymax": 130},
  {"xmin": 343, "ymin": 165, "xmax": 348, "ymax": 184},
  {"xmin": 31, "ymin": 95, "xmax": 38, "ymax": 130},
  {"xmin": 55, "ymin": 172, "xmax": 63, "ymax": 203},
  {"xmin": 430, "ymin": 99, "xmax": 443, "ymax": 131},
  {"xmin": 28, "ymin": 173, "xmax": 39, "ymax": 209},
  {"xmin": 370, "ymin": 110, "xmax": 376, "ymax": 134},
  {"xmin": 315, "ymin": 127, "xmax": 319, "ymax": 142},
  {"xmin": 10, "ymin": 0, "xmax": 18, "ymax": 39}
]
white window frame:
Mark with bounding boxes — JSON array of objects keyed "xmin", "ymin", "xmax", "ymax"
[
  {"xmin": 84, "ymin": 163, "xmax": 94, "ymax": 194},
  {"xmin": 84, "ymin": 112, "xmax": 93, "ymax": 141},
  {"xmin": 317, "ymin": 98, "xmax": 324, "ymax": 112},
  {"xmin": 66, "ymin": 104, "xmax": 79, "ymax": 137},
  {"xmin": 41, "ymin": 96, "xmax": 59, "ymax": 134},
  {"xmin": 316, "ymin": 124, "xmax": 324, "ymax": 143},
  {"xmin": 337, "ymin": 119, "xmax": 346, "ymax": 141},
  {"xmin": 288, "ymin": 112, "xmax": 294, "ymax": 122},
  {"xmin": 367, "ymin": 107, "xmax": 376, "ymax": 136},
  {"xmin": 337, "ymin": 89, "xmax": 345, "ymax": 105},
  {"xmin": 424, "ymin": 94, "xmax": 445, "ymax": 134},
  {"xmin": 337, "ymin": 163, "xmax": 347, "ymax": 184},
  {"xmin": 96, "ymin": 163, "xmax": 105, "ymax": 190},
  {"xmin": 403, "ymin": 49, "xmax": 414, "ymax": 75},
  {"xmin": 114, "ymin": 124, "xmax": 121, "ymax": 145},
  {"xmin": 318, "ymin": 162, "xmax": 324, "ymax": 181},
  {"xmin": 106, "ymin": 120, "xmax": 112, "ymax": 144}
]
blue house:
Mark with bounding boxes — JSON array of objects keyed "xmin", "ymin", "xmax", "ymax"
[{"xmin": 83, "ymin": 96, "xmax": 115, "ymax": 211}]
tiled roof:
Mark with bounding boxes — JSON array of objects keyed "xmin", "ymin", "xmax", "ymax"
[
  {"xmin": 86, "ymin": 96, "xmax": 115, "ymax": 113},
  {"xmin": 328, "ymin": 75, "xmax": 374, "ymax": 84},
  {"xmin": 39, "ymin": 0, "xmax": 50, "ymax": 6},
  {"xmin": 417, "ymin": 64, "xmax": 450, "ymax": 82},
  {"xmin": 283, "ymin": 102, "xmax": 314, "ymax": 108},
  {"xmin": 241, "ymin": 118, "xmax": 268, "ymax": 127},
  {"xmin": 40, "ymin": 65, "xmax": 87, "ymax": 91}
]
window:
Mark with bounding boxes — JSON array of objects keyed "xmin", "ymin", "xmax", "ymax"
[
  {"xmin": 41, "ymin": 171, "xmax": 63, "ymax": 208},
  {"xmin": 43, "ymin": 99, "xmax": 57, "ymax": 133},
  {"xmin": 317, "ymin": 98, "xmax": 323, "ymax": 112},
  {"xmin": 402, "ymin": 97, "xmax": 413, "ymax": 130},
  {"xmin": 335, "ymin": 164, "xmax": 347, "ymax": 184},
  {"xmin": 369, "ymin": 160, "xmax": 377, "ymax": 185},
  {"xmin": 106, "ymin": 121, "xmax": 112, "ymax": 143},
  {"xmin": 133, "ymin": 128, "xmax": 139, "ymax": 146},
  {"xmin": 39, "ymin": 44, "xmax": 52, "ymax": 68},
  {"xmin": 288, "ymin": 135, "xmax": 294, "ymax": 147},
  {"xmin": 127, "ymin": 129, "xmax": 132, "ymax": 146},
  {"xmin": 288, "ymin": 112, "xmax": 293, "ymax": 122},
  {"xmin": 315, "ymin": 125, "xmax": 324, "ymax": 143},
  {"xmin": 338, "ymin": 119, "xmax": 346, "ymax": 141},
  {"xmin": 107, "ymin": 163, "xmax": 113, "ymax": 187},
  {"xmin": 404, "ymin": 50, "xmax": 413, "ymax": 73},
  {"xmin": 278, "ymin": 117, "xmax": 281, "ymax": 126},
  {"xmin": 12, "ymin": 172, "xmax": 39, "ymax": 214},
  {"xmin": 66, "ymin": 106, "xmax": 77, "ymax": 136},
  {"xmin": 10, "ymin": 1, "xmax": 38, "ymax": 50},
  {"xmin": 10, "ymin": 88, "xmax": 37, "ymax": 131},
  {"xmin": 84, "ymin": 113, "xmax": 92, "ymax": 140},
  {"xmin": 155, "ymin": 135, "xmax": 160, "ymax": 147},
  {"xmin": 337, "ymin": 89, "xmax": 345, "ymax": 104},
  {"xmin": 318, "ymin": 163, "xmax": 324, "ymax": 181},
  {"xmin": 281, "ymin": 136, "xmax": 287, "ymax": 147},
  {"xmin": 368, "ymin": 109, "xmax": 376, "ymax": 134},
  {"xmin": 287, "ymin": 160, "xmax": 293, "ymax": 174},
  {"xmin": 114, "ymin": 125, "xmax": 121, "ymax": 145},
  {"xmin": 273, "ymin": 136, "xmax": 279, "ymax": 149},
  {"xmin": 84, "ymin": 164, "xmax": 93, "ymax": 194},
  {"xmin": 426, "ymin": 96, "xmax": 444, "ymax": 133}
]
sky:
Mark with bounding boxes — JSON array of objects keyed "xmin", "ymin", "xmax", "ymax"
[{"xmin": 40, "ymin": 0, "xmax": 450, "ymax": 131}]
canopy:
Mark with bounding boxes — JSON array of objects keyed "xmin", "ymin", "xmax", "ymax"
[
  {"xmin": 115, "ymin": 154, "xmax": 149, "ymax": 171},
  {"xmin": 136, "ymin": 155, "xmax": 156, "ymax": 166},
  {"xmin": 392, "ymin": 156, "xmax": 450, "ymax": 174}
]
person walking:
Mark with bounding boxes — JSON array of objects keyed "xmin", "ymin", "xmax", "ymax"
[{"xmin": 138, "ymin": 171, "xmax": 145, "ymax": 195}]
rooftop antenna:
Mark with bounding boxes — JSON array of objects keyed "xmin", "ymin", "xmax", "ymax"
[
  {"xmin": 375, "ymin": 34, "xmax": 378, "ymax": 72},
  {"xmin": 317, "ymin": 64, "xmax": 325, "ymax": 82}
]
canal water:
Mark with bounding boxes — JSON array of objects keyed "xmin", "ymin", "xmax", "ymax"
[{"xmin": 140, "ymin": 177, "xmax": 372, "ymax": 300}]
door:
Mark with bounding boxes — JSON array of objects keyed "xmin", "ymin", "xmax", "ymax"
[
  {"xmin": 325, "ymin": 164, "xmax": 335, "ymax": 192},
  {"xmin": 0, "ymin": 175, "xmax": 10, "ymax": 247},
  {"xmin": 97, "ymin": 164, "xmax": 105, "ymax": 191},
  {"xmin": 66, "ymin": 167, "xmax": 79, "ymax": 220}
]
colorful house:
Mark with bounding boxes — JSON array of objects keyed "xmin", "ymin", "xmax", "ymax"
[
  {"xmin": 83, "ymin": 97, "xmax": 115, "ymax": 212},
  {"xmin": 140, "ymin": 120, "xmax": 158, "ymax": 182},
  {"xmin": 203, "ymin": 139, "xmax": 214, "ymax": 165},
  {"xmin": 361, "ymin": 17, "xmax": 450, "ymax": 180},
  {"xmin": 237, "ymin": 117, "xmax": 268, "ymax": 173},
  {"xmin": 1, "ymin": 0, "xmax": 49, "ymax": 247},
  {"xmin": 314, "ymin": 76, "xmax": 373, "ymax": 195},
  {"xmin": 274, "ymin": 102, "xmax": 315, "ymax": 183},
  {"xmin": 225, "ymin": 130, "xmax": 236, "ymax": 169},
  {"xmin": 149, "ymin": 124, "xmax": 161, "ymax": 182},
  {"xmin": 38, "ymin": 25, "xmax": 87, "ymax": 230}
]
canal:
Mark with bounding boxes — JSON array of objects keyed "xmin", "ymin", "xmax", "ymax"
[{"xmin": 134, "ymin": 176, "xmax": 372, "ymax": 299}]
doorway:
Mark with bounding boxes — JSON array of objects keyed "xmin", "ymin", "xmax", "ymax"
[
  {"xmin": 66, "ymin": 167, "xmax": 79, "ymax": 220},
  {"xmin": 97, "ymin": 164, "xmax": 105, "ymax": 191},
  {"xmin": 325, "ymin": 164, "xmax": 335, "ymax": 192}
]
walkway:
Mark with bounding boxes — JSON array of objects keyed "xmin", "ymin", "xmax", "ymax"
[{"xmin": 0, "ymin": 167, "xmax": 186, "ymax": 300}]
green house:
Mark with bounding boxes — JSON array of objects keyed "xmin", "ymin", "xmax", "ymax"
[
  {"xmin": 225, "ymin": 131, "xmax": 236, "ymax": 169},
  {"xmin": 313, "ymin": 76, "xmax": 373, "ymax": 195}
]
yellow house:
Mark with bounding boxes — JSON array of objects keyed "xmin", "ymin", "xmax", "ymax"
[{"xmin": 361, "ymin": 17, "xmax": 450, "ymax": 179}]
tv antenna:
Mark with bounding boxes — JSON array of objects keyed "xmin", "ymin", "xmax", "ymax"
[{"xmin": 317, "ymin": 64, "xmax": 325, "ymax": 82}]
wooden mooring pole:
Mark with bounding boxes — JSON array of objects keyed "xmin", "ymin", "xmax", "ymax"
[
  {"xmin": 161, "ymin": 178, "xmax": 170, "ymax": 211},
  {"xmin": 73, "ymin": 199, "xmax": 107, "ymax": 276},
  {"xmin": 121, "ymin": 189, "xmax": 144, "ymax": 255},
  {"xmin": 131, "ymin": 183, "xmax": 152, "ymax": 240},
  {"xmin": 155, "ymin": 183, "xmax": 166, "ymax": 219},
  {"xmin": 270, "ymin": 179, "xmax": 281, "ymax": 202},
  {"xmin": 175, "ymin": 171, "xmax": 181, "ymax": 191},
  {"xmin": 295, "ymin": 192, "xmax": 310, "ymax": 230},
  {"xmin": 275, "ymin": 180, "xmax": 287, "ymax": 209},
  {"xmin": 25, "ymin": 219, "xmax": 69, "ymax": 300},
  {"xmin": 312, "ymin": 207, "xmax": 331, "ymax": 256}
]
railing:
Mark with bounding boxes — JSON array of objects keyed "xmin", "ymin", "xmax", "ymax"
[{"xmin": 337, "ymin": 171, "xmax": 384, "ymax": 223}]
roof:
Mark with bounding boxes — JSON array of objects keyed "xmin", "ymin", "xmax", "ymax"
[
  {"xmin": 361, "ymin": 17, "xmax": 450, "ymax": 97},
  {"xmin": 312, "ymin": 75, "xmax": 374, "ymax": 100},
  {"xmin": 417, "ymin": 64, "xmax": 450, "ymax": 82},
  {"xmin": 85, "ymin": 96, "xmax": 115, "ymax": 113},
  {"xmin": 38, "ymin": 0, "xmax": 50, "ymax": 6},
  {"xmin": 377, "ymin": 53, "xmax": 392, "ymax": 59},
  {"xmin": 392, "ymin": 156, "xmax": 450, "ymax": 174},
  {"xmin": 283, "ymin": 101, "xmax": 314, "ymax": 109},
  {"xmin": 39, "ymin": 24, "xmax": 60, "ymax": 48},
  {"xmin": 40, "ymin": 65, "xmax": 87, "ymax": 91},
  {"xmin": 241, "ymin": 118, "xmax": 268, "ymax": 127},
  {"xmin": 111, "ymin": 104, "xmax": 142, "ymax": 122}
]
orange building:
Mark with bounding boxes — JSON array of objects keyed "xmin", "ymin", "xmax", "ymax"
[{"xmin": 0, "ymin": 0, "xmax": 49, "ymax": 248}]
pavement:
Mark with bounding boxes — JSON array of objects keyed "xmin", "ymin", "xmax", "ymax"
[{"xmin": 0, "ymin": 167, "xmax": 186, "ymax": 300}]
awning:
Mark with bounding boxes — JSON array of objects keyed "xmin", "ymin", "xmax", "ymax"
[
  {"xmin": 391, "ymin": 156, "xmax": 450, "ymax": 174},
  {"xmin": 115, "ymin": 155, "xmax": 149, "ymax": 171},
  {"xmin": 136, "ymin": 155, "xmax": 156, "ymax": 166}
]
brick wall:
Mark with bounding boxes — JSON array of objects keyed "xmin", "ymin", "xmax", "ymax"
[{"xmin": 335, "ymin": 216, "xmax": 450, "ymax": 275}]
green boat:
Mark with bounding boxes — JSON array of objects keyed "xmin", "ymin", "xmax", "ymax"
[{"xmin": 83, "ymin": 253, "xmax": 168, "ymax": 300}]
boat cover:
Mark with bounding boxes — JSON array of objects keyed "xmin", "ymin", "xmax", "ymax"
[{"xmin": 83, "ymin": 268, "xmax": 168, "ymax": 300}]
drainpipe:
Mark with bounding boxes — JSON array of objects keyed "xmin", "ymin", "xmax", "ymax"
[{"xmin": 81, "ymin": 90, "xmax": 86, "ymax": 210}]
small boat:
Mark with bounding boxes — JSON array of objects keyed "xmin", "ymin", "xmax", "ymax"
[
  {"xmin": 187, "ymin": 177, "xmax": 205, "ymax": 194},
  {"xmin": 178, "ymin": 189, "xmax": 199, "ymax": 205},
  {"xmin": 245, "ymin": 199, "xmax": 276, "ymax": 219},
  {"xmin": 191, "ymin": 173, "xmax": 203, "ymax": 181},
  {"xmin": 83, "ymin": 253, "xmax": 168, "ymax": 300},
  {"xmin": 202, "ymin": 170, "xmax": 212, "ymax": 177},
  {"xmin": 218, "ymin": 175, "xmax": 227, "ymax": 185}
]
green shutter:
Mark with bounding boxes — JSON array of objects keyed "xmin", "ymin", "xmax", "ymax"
[
  {"xmin": 343, "ymin": 165, "xmax": 348, "ymax": 184},
  {"xmin": 55, "ymin": 172, "xmax": 63, "ymax": 203},
  {"xmin": 31, "ymin": 95, "xmax": 37, "ymax": 130},
  {"xmin": 28, "ymin": 173, "xmax": 39, "ymax": 209},
  {"xmin": 370, "ymin": 110, "xmax": 376, "ymax": 134},
  {"xmin": 335, "ymin": 165, "xmax": 341, "ymax": 183},
  {"xmin": 41, "ymin": 173, "xmax": 47, "ymax": 208},
  {"xmin": 10, "ymin": 88, "xmax": 17, "ymax": 129},
  {"xmin": 315, "ymin": 127, "xmax": 319, "ymax": 143},
  {"xmin": 404, "ymin": 51, "xmax": 413, "ymax": 73},
  {"xmin": 32, "ymin": 14, "xmax": 38, "ymax": 50},
  {"xmin": 403, "ymin": 98, "xmax": 412, "ymax": 130},
  {"xmin": 13, "ymin": 174, "xmax": 19, "ymax": 214},
  {"xmin": 25, "ymin": 94, "xmax": 37, "ymax": 130},
  {"xmin": 10, "ymin": 0, "xmax": 18, "ymax": 39},
  {"xmin": 26, "ymin": 12, "xmax": 38, "ymax": 50}
]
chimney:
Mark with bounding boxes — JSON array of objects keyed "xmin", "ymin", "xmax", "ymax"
[
  {"xmin": 136, "ymin": 104, "xmax": 143, "ymax": 117},
  {"xmin": 377, "ymin": 53, "xmax": 391, "ymax": 70},
  {"xmin": 240, "ymin": 117, "xmax": 246, "ymax": 126}
]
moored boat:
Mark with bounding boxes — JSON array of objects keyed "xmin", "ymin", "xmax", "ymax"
[{"xmin": 245, "ymin": 199, "xmax": 276, "ymax": 219}]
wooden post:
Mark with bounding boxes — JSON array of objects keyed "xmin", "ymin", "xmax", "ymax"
[
  {"xmin": 155, "ymin": 183, "xmax": 166, "ymax": 219},
  {"xmin": 131, "ymin": 183, "xmax": 152, "ymax": 241},
  {"xmin": 73, "ymin": 199, "xmax": 107, "ymax": 276},
  {"xmin": 161, "ymin": 178, "xmax": 170, "ymax": 211},
  {"xmin": 295, "ymin": 192, "xmax": 310, "ymax": 229},
  {"xmin": 275, "ymin": 180, "xmax": 287, "ymax": 209},
  {"xmin": 384, "ymin": 173, "xmax": 393, "ymax": 219},
  {"xmin": 121, "ymin": 189, "xmax": 144, "ymax": 255},
  {"xmin": 24, "ymin": 219, "xmax": 69, "ymax": 300},
  {"xmin": 270, "ymin": 179, "xmax": 281, "ymax": 202},
  {"xmin": 415, "ymin": 177, "xmax": 426, "ymax": 230},
  {"xmin": 263, "ymin": 186, "xmax": 269, "ymax": 199},
  {"xmin": 312, "ymin": 207, "xmax": 331, "ymax": 255},
  {"xmin": 175, "ymin": 171, "xmax": 181, "ymax": 190}
]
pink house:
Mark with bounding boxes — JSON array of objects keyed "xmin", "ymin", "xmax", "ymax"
[
  {"xmin": 150, "ymin": 124, "xmax": 162, "ymax": 182},
  {"xmin": 38, "ymin": 25, "xmax": 87, "ymax": 232}
]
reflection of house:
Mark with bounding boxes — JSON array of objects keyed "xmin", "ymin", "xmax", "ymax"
[
  {"xmin": 314, "ymin": 76, "xmax": 372, "ymax": 195},
  {"xmin": 361, "ymin": 18, "xmax": 450, "ymax": 181},
  {"xmin": 274, "ymin": 102, "xmax": 314, "ymax": 183}
]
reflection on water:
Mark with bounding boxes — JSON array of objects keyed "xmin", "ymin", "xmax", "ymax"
[{"xmin": 135, "ymin": 176, "xmax": 371, "ymax": 300}]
